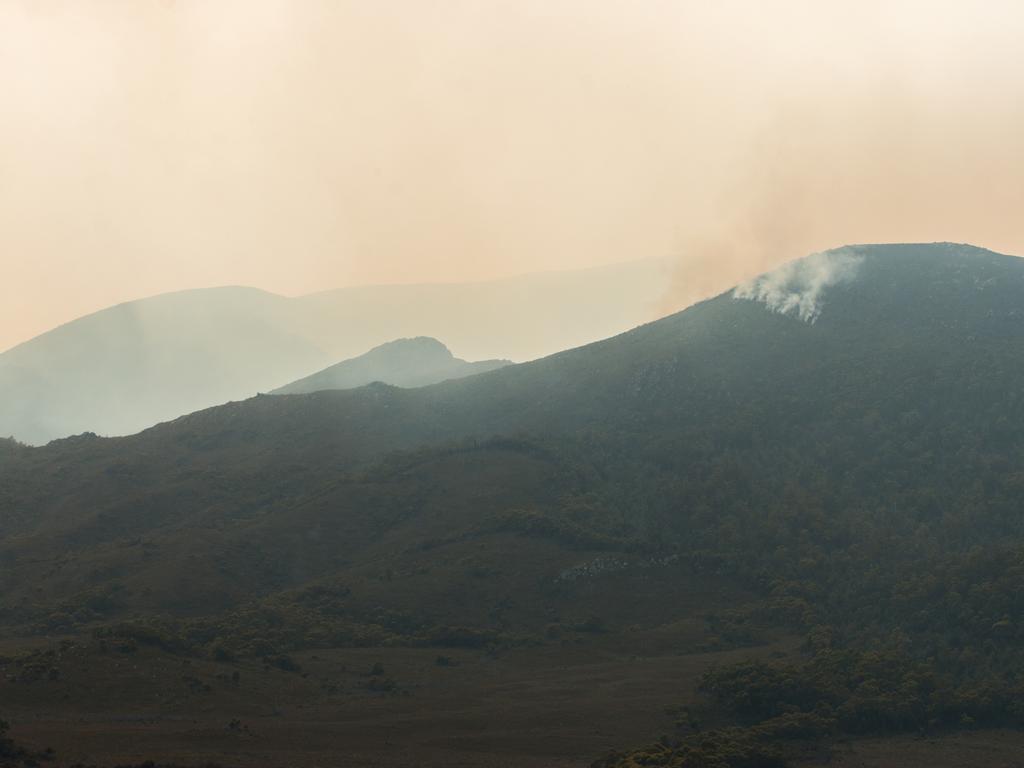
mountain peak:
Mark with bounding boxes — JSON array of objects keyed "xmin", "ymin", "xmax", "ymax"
[
  {"xmin": 365, "ymin": 336, "xmax": 455, "ymax": 360},
  {"xmin": 731, "ymin": 242, "xmax": 1015, "ymax": 324},
  {"xmin": 272, "ymin": 337, "xmax": 511, "ymax": 395}
]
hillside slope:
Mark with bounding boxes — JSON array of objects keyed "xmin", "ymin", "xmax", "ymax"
[
  {"xmin": 0, "ymin": 287, "xmax": 326, "ymax": 448},
  {"xmin": 3, "ymin": 243, "xmax": 1021, "ymax": 549}
]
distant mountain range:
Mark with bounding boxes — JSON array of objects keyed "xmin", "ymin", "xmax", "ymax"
[
  {"xmin": 272, "ymin": 337, "xmax": 510, "ymax": 395},
  {"xmin": 0, "ymin": 258, "xmax": 665, "ymax": 444}
]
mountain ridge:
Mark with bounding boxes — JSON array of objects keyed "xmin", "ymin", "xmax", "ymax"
[
  {"xmin": 271, "ymin": 337, "xmax": 511, "ymax": 395},
  {"xmin": 0, "ymin": 258, "xmax": 665, "ymax": 444},
  {"xmin": 10, "ymin": 241, "xmax": 1019, "ymax": 456}
]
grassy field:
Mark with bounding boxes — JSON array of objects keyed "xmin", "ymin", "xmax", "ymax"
[
  {"xmin": 3, "ymin": 628, "xmax": 792, "ymax": 767},
  {"xmin": 7, "ymin": 630, "xmax": 1019, "ymax": 767}
]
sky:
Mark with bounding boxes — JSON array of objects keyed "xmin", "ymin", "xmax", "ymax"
[{"xmin": 2, "ymin": 0, "xmax": 1024, "ymax": 352}]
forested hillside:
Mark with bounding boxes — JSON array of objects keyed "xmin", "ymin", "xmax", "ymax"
[{"xmin": 2, "ymin": 243, "xmax": 1024, "ymax": 765}]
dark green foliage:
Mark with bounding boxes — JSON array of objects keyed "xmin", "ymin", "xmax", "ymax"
[
  {"xmin": 95, "ymin": 622, "xmax": 192, "ymax": 655},
  {"xmin": 494, "ymin": 507, "xmax": 640, "ymax": 550},
  {"xmin": 0, "ymin": 719, "xmax": 13, "ymax": 755},
  {"xmin": 263, "ymin": 654, "xmax": 300, "ymax": 673},
  {"xmin": 571, "ymin": 615, "xmax": 608, "ymax": 634},
  {"xmin": 0, "ymin": 716, "xmax": 51, "ymax": 767},
  {"xmin": 593, "ymin": 729, "xmax": 788, "ymax": 768},
  {"xmin": 209, "ymin": 644, "xmax": 236, "ymax": 663},
  {"xmin": 700, "ymin": 647, "xmax": 1024, "ymax": 734}
]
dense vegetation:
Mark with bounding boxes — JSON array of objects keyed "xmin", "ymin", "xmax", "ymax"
[
  {"xmin": 2, "ymin": 244, "xmax": 1024, "ymax": 764},
  {"xmin": 0, "ymin": 716, "xmax": 49, "ymax": 767}
]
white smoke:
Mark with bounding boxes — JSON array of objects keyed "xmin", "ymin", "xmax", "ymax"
[{"xmin": 732, "ymin": 249, "xmax": 864, "ymax": 323}]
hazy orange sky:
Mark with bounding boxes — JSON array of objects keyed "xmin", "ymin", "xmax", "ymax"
[{"xmin": 2, "ymin": 0, "xmax": 1024, "ymax": 351}]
